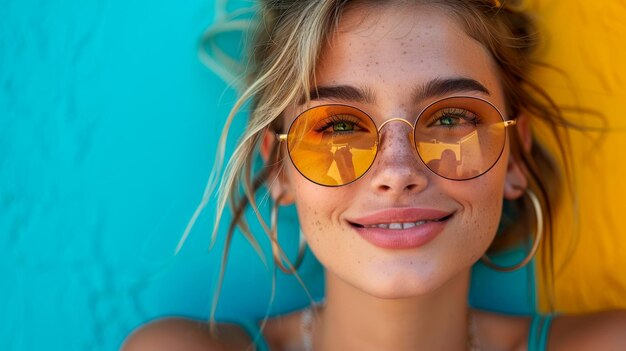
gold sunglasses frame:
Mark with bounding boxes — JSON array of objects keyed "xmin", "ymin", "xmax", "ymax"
[{"xmin": 276, "ymin": 96, "xmax": 517, "ymax": 185}]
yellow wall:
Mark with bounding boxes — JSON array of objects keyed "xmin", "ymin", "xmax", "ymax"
[{"xmin": 526, "ymin": 0, "xmax": 626, "ymax": 313}]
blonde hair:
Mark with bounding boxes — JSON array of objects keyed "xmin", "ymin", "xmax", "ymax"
[{"xmin": 193, "ymin": 0, "xmax": 584, "ymax": 336}]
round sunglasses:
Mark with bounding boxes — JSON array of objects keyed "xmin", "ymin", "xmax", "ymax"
[{"xmin": 276, "ymin": 96, "xmax": 516, "ymax": 186}]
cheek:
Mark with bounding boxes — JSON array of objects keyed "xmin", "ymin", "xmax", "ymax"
[
  {"xmin": 287, "ymin": 165, "xmax": 341, "ymax": 240},
  {"xmin": 466, "ymin": 185, "xmax": 503, "ymax": 241},
  {"xmin": 293, "ymin": 188, "xmax": 354, "ymax": 273},
  {"xmin": 447, "ymin": 172, "xmax": 506, "ymax": 256},
  {"xmin": 286, "ymin": 164, "xmax": 359, "ymax": 266}
]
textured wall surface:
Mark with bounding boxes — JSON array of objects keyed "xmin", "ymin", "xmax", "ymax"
[
  {"xmin": 1, "ymin": 1, "xmax": 220, "ymax": 349},
  {"xmin": 2, "ymin": 0, "xmax": 625, "ymax": 350}
]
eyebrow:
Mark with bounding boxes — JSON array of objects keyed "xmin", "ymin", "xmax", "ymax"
[
  {"xmin": 413, "ymin": 77, "xmax": 491, "ymax": 102},
  {"xmin": 307, "ymin": 85, "xmax": 377, "ymax": 104},
  {"xmin": 305, "ymin": 77, "xmax": 490, "ymax": 105}
]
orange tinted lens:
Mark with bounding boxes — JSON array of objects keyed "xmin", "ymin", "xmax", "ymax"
[
  {"xmin": 286, "ymin": 105, "xmax": 378, "ymax": 186},
  {"xmin": 414, "ymin": 97, "xmax": 507, "ymax": 180}
]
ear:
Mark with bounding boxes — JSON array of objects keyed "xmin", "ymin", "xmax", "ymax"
[
  {"xmin": 260, "ymin": 129, "xmax": 295, "ymax": 205},
  {"xmin": 504, "ymin": 112, "xmax": 531, "ymax": 200}
]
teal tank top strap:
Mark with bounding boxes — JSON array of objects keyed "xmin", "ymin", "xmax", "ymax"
[
  {"xmin": 238, "ymin": 319, "xmax": 271, "ymax": 351},
  {"xmin": 528, "ymin": 314, "xmax": 554, "ymax": 351}
]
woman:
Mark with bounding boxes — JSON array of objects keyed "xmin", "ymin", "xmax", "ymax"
[{"xmin": 123, "ymin": 0, "xmax": 626, "ymax": 350}]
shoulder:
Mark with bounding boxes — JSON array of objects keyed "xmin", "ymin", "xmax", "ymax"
[
  {"xmin": 121, "ymin": 317, "xmax": 254, "ymax": 351},
  {"xmin": 473, "ymin": 309, "xmax": 626, "ymax": 351},
  {"xmin": 261, "ymin": 307, "xmax": 313, "ymax": 350},
  {"xmin": 547, "ymin": 310, "xmax": 626, "ymax": 351}
]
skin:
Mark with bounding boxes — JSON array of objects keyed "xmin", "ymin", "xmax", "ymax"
[
  {"xmin": 265, "ymin": 4, "xmax": 523, "ymax": 350},
  {"xmin": 122, "ymin": 3, "xmax": 626, "ymax": 351},
  {"xmin": 280, "ymin": 4, "xmax": 514, "ymax": 299}
]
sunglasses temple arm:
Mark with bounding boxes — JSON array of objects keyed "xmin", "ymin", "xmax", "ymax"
[{"xmin": 503, "ymin": 119, "xmax": 517, "ymax": 128}]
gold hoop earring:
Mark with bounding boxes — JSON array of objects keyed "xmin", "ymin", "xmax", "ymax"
[
  {"xmin": 271, "ymin": 194, "xmax": 306, "ymax": 274},
  {"xmin": 481, "ymin": 187, "xmax": 544, "ymax": 272}
]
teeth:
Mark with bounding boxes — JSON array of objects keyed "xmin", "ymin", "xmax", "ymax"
[{"xmin": 366, "ymin": 221, "xmax": 428, "ymax": 229}]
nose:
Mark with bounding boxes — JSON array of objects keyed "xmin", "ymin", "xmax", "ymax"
[{"xmin": 368, "ymin": 119, "xmax": 430, "ymax": 195}]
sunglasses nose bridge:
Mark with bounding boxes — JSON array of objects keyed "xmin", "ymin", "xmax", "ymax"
[
  {"xmin": 377, "ymin": 117, "xmax": 413, "ymax": 131},
  {"xmin": 377, "ymin": 117, "xmax": 416, "ymax": 150}
]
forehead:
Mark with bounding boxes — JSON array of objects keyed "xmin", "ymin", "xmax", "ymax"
[{"xmin": 314, "ymin": 3, "xmax": 503, "ymax": 107}]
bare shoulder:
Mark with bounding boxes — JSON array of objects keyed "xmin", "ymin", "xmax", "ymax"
[
  {"xmin": 548, "ymin": 310, "xmax": 626, "ymax": 351},
  {"xmin": 121, "ymin": 317, "xmax": 253, "ymax": 351},
  {"xmin": 473, "ymin": 308, "xmax": 626, "ymax": 351},
  {"xmin": 261, "ymin": 306, "xmax": 315, "ymax": 350}
]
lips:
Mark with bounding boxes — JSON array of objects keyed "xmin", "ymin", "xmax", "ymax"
[
  {"xmin": 349, "ymin": 208, "xmax": 454, "ymax": 228},
  {"xmin": 361, "ymin": 220, "xmax": 438, "ymax": 229},
  {"xmin": 347, "ymin": 208, "xmax": 454, "ymax": 249}
]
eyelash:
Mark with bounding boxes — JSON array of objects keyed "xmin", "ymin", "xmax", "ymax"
[
  {"xmin": 427, "ymin": 108, "xmax": 481, "ymax": 127},
  {"xmin": 311, "ymin": 107, "xmax": 481, "ymax": 135},
  {"xmin": 315, "ymin": 114, "xmax": 364, "ymax": 133}
]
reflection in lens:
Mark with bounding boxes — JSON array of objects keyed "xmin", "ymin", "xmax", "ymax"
[
  {"xmin": 287, "ymin": 105, "xmax": 378, "ymax": 186},
  {"xmin": 286, "ymin": 98, "xmax": 508, "ymax": 185},
  {"xmin": 415, "ymin": 97, "xmax": 506, "ymax": 180}
]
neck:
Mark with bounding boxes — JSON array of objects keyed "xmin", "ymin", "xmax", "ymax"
[{"xmin": 313, "ymin": 269, "xmax": 472, "ymax": 351}]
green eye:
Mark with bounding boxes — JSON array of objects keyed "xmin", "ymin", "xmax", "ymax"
[
  {"xmin": 333, "ymin": 122, "xmax": 354, "ymax": 132},
  {"xmin": 438, "ymin": 116, "xmax": 458, "ymax": 126}
]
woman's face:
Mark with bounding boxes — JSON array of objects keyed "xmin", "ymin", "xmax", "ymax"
[{"xmin": 275, "ymin": 4, "xmax": 523, "ymax": 298}]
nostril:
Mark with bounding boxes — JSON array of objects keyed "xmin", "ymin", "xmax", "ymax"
[{"xmin": 405, "ymin": 184, "xmax": 418, "ymax": 191}]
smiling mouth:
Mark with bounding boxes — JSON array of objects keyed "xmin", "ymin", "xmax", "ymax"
[{"xmin": 349, "ymin": 213, "xmax": 454, "ymax": 229}]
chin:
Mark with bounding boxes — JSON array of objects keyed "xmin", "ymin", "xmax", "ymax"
[
  {"xmin": 364, "ymin": 283, "xmax": 440, "ymax": 300},
  {"xmin": 350, "ymin": 258, "xmax": 475, "ymax": 300},
  {"xmin": 356, "ymin": 266, "xmax": 454, "ymax": 299}
]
